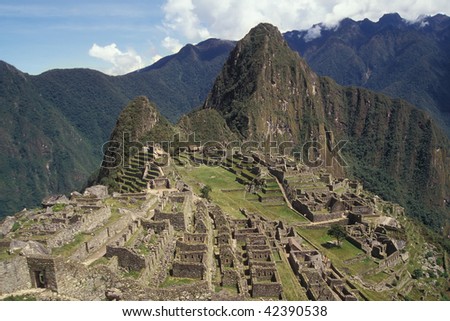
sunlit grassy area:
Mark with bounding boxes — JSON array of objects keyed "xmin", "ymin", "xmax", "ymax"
[
  {"xmin": 52, "ymin": 233, "xmax": 90, "ymax": 257},
  {"xmin": 175, "ymin": 164, "xmax": 307, "ymax": 224},
  {"xmin": 159, "ymin": 276, "xmax": 197, "ymax": 288},
  {"xmin": 296, "ymin": 227, "xmax": 379, "ymax": 276},
  {"xmin": 276, "ymin": 260, "xmax": 308, "ymax": 300}
]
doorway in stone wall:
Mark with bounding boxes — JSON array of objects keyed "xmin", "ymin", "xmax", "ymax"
[{"xmin": 34, "ymin": 270, "xmax": 47, "ymax": 288}]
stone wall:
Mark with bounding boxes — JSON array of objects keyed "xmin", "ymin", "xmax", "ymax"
[
  {"xmin": 142, "ymin": 219, "xmax": 170, "ymax": 234},
  {"xmin": 172, "ymin": 262, "xmax": 205, "ymax": 279},
  {"xmin": 26, "ymin": 255, "xmax": 58, "ymax": 291},
  {"xmin": 176, "ymin": 240, "xmax": 207, "ymax": 252},
  {"xmin": 0, "ymin": 256, "xmax": 31, "ymax": 294},
  {"xmin": 248, "ymin": 249, "xmax": 272, "ymax": 262},
  {"xmin": 145, "ymin": 226, "xmax": 176, "ymax": 287},
  {"xmin": 221, "ymin": 268, "xmax": 239, "ymax": 286},
  {"xmin": 70, "ymin": 213, "xmax": 135, "ymax": 261},
  {"xmin": 55, "ymin": 261, "xmax": 117, "ymax": 300},
  {"xmin": 120, "ymin": 280, "xmax": 211, "ymax": 301},
  {"xmin": 154, "ymin": 210, "xmax": 186, "ymax": 231},
  {"xmin": 251, "ymin": 273, "xmax": 282, "ymax": 298},
  {"xmin": 46, "ymin": 206, "xmax": 111, "ymax": 249},
  {"xmin": 105, "ymin": 246, "xmax": 146, "ymax": 271}
]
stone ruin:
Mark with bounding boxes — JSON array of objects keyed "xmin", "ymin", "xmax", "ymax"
[
  {"xmin": 345, "ymin": 218, "xmax": 408, "ymax": 269},
  {"xmin": 286, "ymin": 238, "xmax": 357, "ymax": 301},
  {"xmin": 229, "ymin": 213, "xmax": 283, "ymax": 298},
  {"xmin": 153, "ymin": 191, "xmax": 193, "ymax": 231},
  {"xmin": 171, "ymin": 200, "xmax": 214, "ymax": 282}
]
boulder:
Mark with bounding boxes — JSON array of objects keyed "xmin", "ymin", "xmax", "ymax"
[
  {"xmin": 105, "ymin": 288, "xmax": 122, "ymax": 301},
  {"xmin": 84, "ymin": 185, "xmax": 109, "ymax": 199},
  {"xmin": 42, "ymin": 194, "xmax": 69, "ymax": 208},
  {"xmin": 20, "ymin": 241, "xmax": 51, "ymax": 256},
  {"xmin": 10, "ymin": 240, "xmax": 51, "ymax": 256},
  {"xmin": 9, "ymin": 239, "xmax": 28, "ymax": 252},
  {"xmin": 0, "ymin": 216, "xmax": 16, "ymax": 236}
]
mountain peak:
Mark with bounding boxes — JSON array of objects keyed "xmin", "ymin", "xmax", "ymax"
[
  {"xmin": 242, "ymin": 22, "xmax": 286, "ymax": 47},
  {"xmin": 378, "ymin": 12, "xmax": 403, "ymax": 25},
  {"xmin": 203, "ymin": 22, "xmax": 320, "ymax": 142}
]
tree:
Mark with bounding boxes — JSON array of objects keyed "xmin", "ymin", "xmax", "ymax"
[
  {"xmin": 327, "ymin": 224, "xmax": 346, "ymax": 247},
  {"xmin": 411, "ymin": 268, "xmax": 423, "ymax": 279},
  {"xmin": 200, "ymin": 185, "xmax": 212, "ymax": 201}
]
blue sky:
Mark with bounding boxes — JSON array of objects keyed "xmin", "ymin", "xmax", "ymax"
[{"xmin": 1, "ymin": 0, "xmax": 448, "ymax": 75}]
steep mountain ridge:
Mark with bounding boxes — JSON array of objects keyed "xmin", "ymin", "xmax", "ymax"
[
  {"xmin": 199, "ymin": 23, "xmax": 449, "ymax": 228},
  {"xmin": 285, "ymin": 13, "xmax": 450, "ymax": 135},
  {"xmin": 203, "ymin": 23, "xmax": 325, "ymax": 144},
  {"xmin": 97, "ymin": 96, "xmax": 175, "ymax": 188},
  {"xmin": 0, "ymin": 62, "xmax": 97, "ymax": 216}
]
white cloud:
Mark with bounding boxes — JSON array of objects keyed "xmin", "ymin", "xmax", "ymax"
[
  {"xmin": 162, "ymin": 36, "xmax": 183, "ymax": 53},
  {"xmin": 151, "ymin": 54, "xmax": 163, "ymax": 63},
  {"xmin": 88, "ymin": 43, "xmax": 142, "ymax": 75},
  {"xmin": 161, "ymin": 0, "xmax": 450, "ymax": 43},
  {"xmin": 304, "ymin": 25, "xmax": 322, "ymax": 42},
  {"xmin": 162, "ymin": 0, "xmax": 210, "ymax": 40}
]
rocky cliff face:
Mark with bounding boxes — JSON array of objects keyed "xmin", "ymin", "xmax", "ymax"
[
  {"xmin": 201, "ymin": 23, "xmax": 450, "ymax": 228},
  {"xmin": 285, "ymin": 13, "xmax": 450, "ymax": 136},
  {"xmin": 204, "ymin": 23, "xmax": 325, "ymax": 144}
]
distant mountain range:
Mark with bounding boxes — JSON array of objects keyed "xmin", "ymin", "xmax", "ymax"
[
  {"xmin": 1, "ymin": 13, "xmax": 449, "ymax": 222},
  {"xmin": 0, "ymin": 39, "xmax": 235, "ymax": 217},
  {"xmin": 285, "ymin": 13, "xmax": 450, "ymax": 135}
]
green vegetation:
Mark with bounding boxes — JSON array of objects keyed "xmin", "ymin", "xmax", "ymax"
[
  {"xmin": 11, "ymin": 222, "xmax": 21, "ymax": 232},
  {"xmin": 0, "ymin": 63, "xmax": 99, "ymax": 219},
  {"xmin": 200, "ymin": 185, "xmax": 212, "ymax": 200},
  {"xmin": 296, "ymin": 227, "xmax": 376, "ymax": 277},
  {"xmin": 90, "ymin": 257, "xmax": 110, "ymax": 267},
  {"xmin": 137, "ymin": 243, "xmax": 150, "ymax": 256},
  {"xmin": 176, "ymin": 164, "xmax": 307, "ymax": 224},
  {"xmin": 52, "ymin": 203, "xmax": 66, "ymax": 212},
  {"xmin": 52, "ymin": 233, "xmax": 90, "ymax": 257},
  {"xmin": 2, "ymin": 294, "xmax": 36, "ymax": 301},
  {"xmin": 327, "ymin": 225, "xmax": 347, "ymax": 247},
  {"xmin": 123, "ymin": 270, "xmax": 141, "ymax": 279},
  {"xmin": 285, "ymin": 14, "xmax": 450, "ymax": 136},
  {"xmin": 411, "ymin": 269, "xmax": 423, "ymax": 279},
  {"xmin": 159, "ymin": 276, "xmax": 196, "ymax": 288},
  {"xmin": 0, "ymin": 39, "xmax": 234, "ymax": 219},
  {"xmin": 276, "ymin": 261, "xmax": 308, "ymax": 300}
]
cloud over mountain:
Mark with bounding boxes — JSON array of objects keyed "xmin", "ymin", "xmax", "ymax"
[
  {"xmin": 161, "ymin": 0, "xmax": 450, "ymax": 42},
  {"xmin": 88, "ymin": 43, "xmax": 142, "ymax": 75}
]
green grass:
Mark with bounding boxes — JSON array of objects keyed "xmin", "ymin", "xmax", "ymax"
[
  {"xmin": 0, "ymin": 249, "xmax": 13, "ymax": 261},
  {"xmin": 297, "ymin": 228, "xmax": 362, "ymax": 261},
  {"xmin": 123, "ymin": 270, "xmax": 141, "ymax": 279},
  {"xmin": 175, "ymin": 164, "xmax": 307, "ymax": 224},
  {"xmin": 125, "ymin": 228, "xmax": 142, "ymax": 247},
  {"xmin": 296, "ymin": 227, "xmax": 378, "ymax": 277},
  {"xmin": 2, "ymin": 294, "xmax": 36, "ymax": 301},
  {"xmin": 365, "ymin": 271, "xmax": 390, "ymax": 284},
  {"xmin": 159, "ymin": 276, "xmax": 197, "ymax": 288},
  {"xmin": 52, "ymin": 203, "xmax": 67, "ymax": 212},
  {"xmin": 276, "ymin": 261, "xmax": 308, "ymax": 300},
  {"xmin": 52, "ymin": 233, "xmax": 90, "ymax": 257},
  {"xmin": 215, "ymin": 284, "xmax": 239, "ymax": 295},
  {"xmin": 90, "ymin": 257, "xmax": 110, "ymax": 267},
  {"xmin": 137, "ymin": 242, "xmax": 151, "ymax": 255}
]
